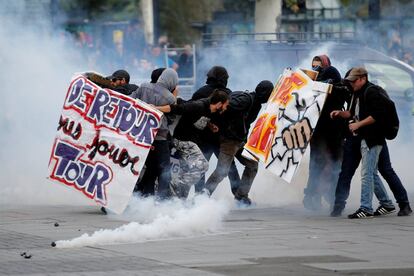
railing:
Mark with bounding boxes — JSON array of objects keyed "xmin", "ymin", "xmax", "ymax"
[{"xmin": 202, "ymin": 32, "xmax": 357, "ymax": 45}]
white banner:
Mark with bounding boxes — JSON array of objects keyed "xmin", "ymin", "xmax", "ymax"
[{"xmin": 244, "ymin": 68, "xmax": 330, "ymax": 183}]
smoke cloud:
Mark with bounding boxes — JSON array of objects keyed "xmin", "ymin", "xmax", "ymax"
[
  {"xmin": 56, "ymin": 194, "xmax": 230, "ymax": 248},
  {"xmin": 1, "ymin": 2, "xmax": 412, "ymax": 215}
]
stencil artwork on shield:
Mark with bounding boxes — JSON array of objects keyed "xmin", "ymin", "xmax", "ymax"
[{"xmin": 244, "ymin": 68, "xmax": 330, "ymax": 183}]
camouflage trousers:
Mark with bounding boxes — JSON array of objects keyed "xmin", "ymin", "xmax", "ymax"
[{"xmin": 171, "ymin": 139, "xmax": 209, "ymax": 199}]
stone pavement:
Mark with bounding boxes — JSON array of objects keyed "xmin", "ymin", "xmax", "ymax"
[{"xmin": 1, "ymin": 204, "xmax": 414, "ymax": 275}]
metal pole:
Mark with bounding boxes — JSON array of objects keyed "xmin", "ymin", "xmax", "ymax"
[
  {"xmin": 192, "ymin": 43, "xmax": 196, "ymax": 87},
  {"xmin": 163, "ymin": 44, "xmax": 169, "ymax": 68}
]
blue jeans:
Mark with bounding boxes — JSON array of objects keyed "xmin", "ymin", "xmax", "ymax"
[
  {"xmin": 360, "ymin": 140, "xmax": 393, "ymax": 213},
  {"xmin": 378, "ymin": 142, "xmax": 409, "ymax": 204}
]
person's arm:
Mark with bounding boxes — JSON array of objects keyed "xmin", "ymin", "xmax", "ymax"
[
  {"xmin": 349, "ymin": 116, "xmax": 375, "ymax": 133},
  {"xmin": 330, "ymin": 110, "xmax": 351, "ymax": 119},
  {"xmin": 155, "ymin": 99, "xmax": 203, "ymax": 115},
  {"xmin": 171, "ymin": 100, "xmax": 203, "ymax": 115},
  {"xmin": 154, "ymin": 105, "xmax": 171, "ymax": 113}
]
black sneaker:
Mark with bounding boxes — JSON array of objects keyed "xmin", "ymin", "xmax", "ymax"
[
  {"xmin": 100, "ymin": 207, "xmax": 107, "ymax": 215},
  {"xmin": 330, "ymin": 206, "xmax": 344, "ymax": 217},
  {"xmin": 374, "ymin": 205, "xmax": 396, "ymax": 216},
  {"xmin": 303, "ymin": 195, "xmax": 322, "ymax": 211},
  {"xmin": 235, "ymin": 195, "xmax": 252, "ymax": 206},
  {"xmin": 398, "ymin": 203, "xmax": 413, "ymax": 216},
  {"xmin": 348, "ymin": 209, "xmax": 374, "ymax": 219}
]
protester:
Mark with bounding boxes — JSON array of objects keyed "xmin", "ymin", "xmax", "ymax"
[
  {"xmin": 330, "ymin": 67, "xmax": 395, "ymax": 219},
  {"xmin": 204, "ymin": 80, "xmax": 274, "ymax": 205},
  {"xmin": 303, "ymin": 55, "xmax": 349, "ymax": 210},
  {"xmin": 191, "ymin": 66, "xmax": 241, "ymax": 194},
  {"xmin": 155, "ymin": 90, "xmax": 230, "ymax": 198},
  {"xmin": 131, "ymin": 68, "xmax": 178, "ymax": 199},
  {"xmin": 106, "ymin": 69, "xmax": 139, "ymax": 96}
]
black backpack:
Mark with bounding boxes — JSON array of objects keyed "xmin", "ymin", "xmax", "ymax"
[{"xmin": 365, "ymin": 85, "xmax": 399, "ymax": 140}]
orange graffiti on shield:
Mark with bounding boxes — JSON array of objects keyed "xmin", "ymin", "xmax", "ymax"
[
  {"xmin": 269, "ymin": 72, "xmax": 307, "ymax": 107},
  {"xmin": 246, "ymin": 113, "xmax": 277, "ymax": 162}
]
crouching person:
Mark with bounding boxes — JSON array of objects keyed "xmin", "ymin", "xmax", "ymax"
[
  {"xmin": 156, "ymin": 89, "xmax": 230, "ymax": 198},
  {"xmin": 204, "ymin": 80, "xmax": 274, "ymax": 205}
]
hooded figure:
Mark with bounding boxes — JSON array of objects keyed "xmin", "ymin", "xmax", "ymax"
[
  {"xmin": 206, "ymin": 66, "xmax": 229, "ymax": 88},
  {"xmin": 192, "ymin": 66, "xmax": 231, "ymax": 100},
  {"xmin": 151, "ymin": 68, "xmax": 166, "ymax": 83},
  {"xmin": 312, "ymin": 55, "xmax": 341, "ymax": 84},
  {"xmin": 157, "ymin": 68, "xmax": 178, "ymax": 92},
  {"xmin": 223, "ymin": 80, "xmax": 274, "ymax": 144},
  {"xmin": 303, "ymin": 54, "xmax": 349, "ymax": 211},
  {"xmin": 190, "ymin": 66, "xmax": 237, "ymax": 194},
  {"xmin": 204, "ymin": 81, "xmax": 274, "ymax": 205}
]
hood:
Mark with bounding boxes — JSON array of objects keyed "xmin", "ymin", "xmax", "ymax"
[
  {"xmin": 255, "ymin": 80, "xmax": 274, "ymax": 103},
  {"xmin": 151, "ymin": 68, "xmax": 166, "ymax": 83},
  {"xmin": 206, "ymin": 66, "xmax": 229, "ymax": 87},
  {"xmin": 157, "ymin": 68, "xmax": 178, "ymax": 92},
  {"xmin": 313, "ymin": 54, "xmax": 331, "ymax": 68}
]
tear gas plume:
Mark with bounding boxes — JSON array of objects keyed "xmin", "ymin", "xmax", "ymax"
[{"xmin": 56, "ymin": 195, "xmax": 230, "ymax": 248}]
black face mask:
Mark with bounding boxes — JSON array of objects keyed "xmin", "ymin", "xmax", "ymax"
[{"xmin": 312, "ymin": 65, "xmax": 322, "ymax": 72}]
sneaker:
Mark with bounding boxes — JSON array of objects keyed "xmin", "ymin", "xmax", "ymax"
[
  {"xmin": 348, "ymin": 209, "xmax": 374, "ymax": 219},
  {"xmin": 330, "ymin": 206, "xmax": 344, "ymax": 217},
  {"xmin": 303, "ymin": 195, "xmax": 322, "ymax": 211},
  {"xmin": 398, "ymin": 203, "xmax": 413, "ymax": 216},
  {"xmin": 100, "ymin": 207, "xmax": 107, "ymax": 215},
  {"xmin": 374, "ymin": 205, "xmax": 396, "ymax": 216},
  {"xmin": 235, "ymin": 195, "xmax": 252, "ymax": 206}
]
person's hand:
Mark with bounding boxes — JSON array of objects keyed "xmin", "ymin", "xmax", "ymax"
[
  {"xmin": 348, "ymin": 121, "xmax": 360, "ymax": 133},
  {"xmin": 330, "ymin": 110, "xmax": 341, "ymax": 119},
  {"xmin": 208, "ymin": 123, "xmax": 219, "ymax": 133}
]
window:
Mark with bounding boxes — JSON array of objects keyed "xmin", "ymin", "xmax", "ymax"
[{"xmin": 364, "ymin": 62, "xmax": 413, "ymax": 98}]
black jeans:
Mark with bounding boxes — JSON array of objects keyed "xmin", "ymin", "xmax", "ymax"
[
  {"xmin": 136, "ymin": 140, "xmax": 172, "ymax": 199},
  {"xmin": 305, "ymin": 136, "xmax": 343, "ymax": 205},
  {"xmin": 378, "ymin": 142, "xmax": 409, "ymax": 204}
]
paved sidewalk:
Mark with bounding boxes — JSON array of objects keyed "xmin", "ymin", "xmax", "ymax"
[{"xmin": 1, "ymin": 204, "xmax": 414, "ymax": 275}]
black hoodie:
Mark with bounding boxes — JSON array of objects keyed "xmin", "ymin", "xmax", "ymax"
[
  {"xmin": 192, "ymin": 66, "xmax": 232, "ymax": 100},
  {"xmin": 222, "ymin": 80, "xmax": 274, "ymax": 141}
]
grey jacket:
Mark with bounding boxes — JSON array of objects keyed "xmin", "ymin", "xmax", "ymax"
[{"xmin": 131, "ymin": 82, "xmax": 176, "ymax": 140}]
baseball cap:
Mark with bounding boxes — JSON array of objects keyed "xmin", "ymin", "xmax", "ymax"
[
  {"xmin": 345, "ymin": 67, "xmax": 368, "ymax": 82},
  {"xmin": 107, "ymin": 70, "xmax": 130, "ymax": 83}
]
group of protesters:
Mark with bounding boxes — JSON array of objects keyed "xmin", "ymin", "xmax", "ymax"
[
  {"xmin": 93, "ymin": 66, "xmax": 273, "ymax": 207},
  {"xmin": 91, "ymin": 53, "xmax": 412, "ymax": 218},
  {"xmin": 302, "ymin": 55, "xmax": 412, "ymax": 218}
]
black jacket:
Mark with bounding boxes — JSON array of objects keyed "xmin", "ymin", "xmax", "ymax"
[
  {"xmin": 313, "ymin": 80, "xmax": 351, "ymax": 143},
  {"xmin": 170, "ymin": 98, "xmax": 212, "ymax": 144},
  {"xmin": 113, "ymin": 83, "xmax": 139, "ymax": 96},
  {"xmin": 191, "ymin": 79, "xmax": 232, "ymax": 146},
  {"xmin": 356, "ymin": 82, "xmax": 388, "ymax": 148},
  {"xmin": 222, "ymin": 91, "xmax": 261, "ymax": 142}
]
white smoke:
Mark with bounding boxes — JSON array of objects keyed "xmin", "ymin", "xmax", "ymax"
[
  {"xmin": 56, "ymin": 194, "xmax": 230, "ymax": 248},
  {"xmin": 0, "ymin": 3, "xmax": 92, "ymax": 205}
]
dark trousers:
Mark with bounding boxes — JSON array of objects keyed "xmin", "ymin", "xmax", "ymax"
[
  {"xmin": 194, "ymin": 142, "xmax": 241, "ymax": 194},
  {"xmin": 205, "ymin": 138, "xmax": 258, "ymax": 197},
  {"xmin": 334, "ymin": 136, "xmax": 409, "ymax": 209},
  {"xmin": 136, "ymin": 140, "xmax": 172, "ymax": 199},
  {"xmin": 378, "ymin": 142, "xmax": 409, "ymax": 204},
  {"xmin": 305, "ymin": 136, "xmax": 343, "ymax": 205}
]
